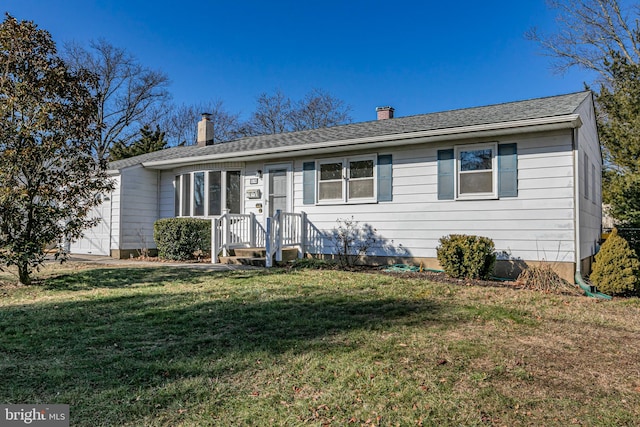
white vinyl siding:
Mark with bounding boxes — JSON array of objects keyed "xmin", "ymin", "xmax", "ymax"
[
  {"xmin": 118, "ymin": 166, "xmax": 159, "ymax": 251},
  {"xmin": 293, "ymin": 129, "xmax": 577, "ymax": 263},
  {"xmin": 575, "ymin": 96, "xmax": 603, "ymax": 263}
]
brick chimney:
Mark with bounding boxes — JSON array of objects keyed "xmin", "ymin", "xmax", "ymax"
[
  {"xmin": 197, "ymin": 113, "xmax": 214, "ymax": 146},
  {"xmin": 376, "ymin": 106, "xmax": 394, "ymax": 120}
]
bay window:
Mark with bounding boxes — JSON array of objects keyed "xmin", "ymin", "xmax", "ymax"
[{"xmin": 174, "ymin": 170, "xmax": 242, "ymax": 217}]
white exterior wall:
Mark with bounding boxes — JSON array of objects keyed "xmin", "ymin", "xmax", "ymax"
[
  {"xmin": 291, "ymin": 130, "xmax": 577, "ymax": 264},
  {"xmin": 109, "ymin": 174, "xmax": 121, "ymax": 252},
  {"xmin": 69, "ymin": 174, "xmax": 121, "ymax": 256},
  {"xmin": 575, "ymin": 96, "xmax": 602, "ymax": 266},
  {"xmin": 118, "ymin": 165, "xmax": 159, "ymax": 251},
  {"xmin": 147, "ymin": 118, "xmax": 594, "ymax": 269}
]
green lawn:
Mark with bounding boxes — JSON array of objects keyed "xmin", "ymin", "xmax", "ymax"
[{"xmin": 1, "ymin": 264, "xmax": 639, "ymax": 426}]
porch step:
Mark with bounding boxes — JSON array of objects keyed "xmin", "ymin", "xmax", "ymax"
[
  {"xmin": 218, "ymin": 256, "xmax": 266, "ymax": 267},
  {"xmin": 218, "ymin": 247, "xmax": 300, "ymax": 265},
  {"xmin": 233, "ymin": 247, "xmax": 267, "ymax": 258}
]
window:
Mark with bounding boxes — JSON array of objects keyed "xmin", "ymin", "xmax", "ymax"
[
  {"xmin": 455, "ymin": 143, "xmax": 497, "ymax": 199},
  {"xmin": 194, "ymin": 172, "xmax": 205, "ymax": 216},
  {"xmin": 438, "ymin": 143, "xmax": 516, "ymax": 201},
  {"xmin": 584, "ymin": 153, "xmax": 589, "ymax": 200},
  {"xmin": 317, "ymin": 156, "xmax": 377, "ymax": 203},
  {"xmin": 208, "ymin": 171, "xmax": 221, "ymax": 215},
  {"xmin": 181, "ymin": 174, "xmax": 191, "ymax": 216},
  {"xmin": 319, "ymin": 161, "xmax": 343, "ymax": 201},
  {"xmin": 174, "ymin": 175, "xmax": 180, "ymax": 216},
  {"xmin": 175, "ymin": 170, "xmax": 241, "ymax": 216},
  {"xmin": 591, "ymin": 163, "xmax": 596, "ymax": 204},
  {"xmin": 226, "ymin": 171, "xmax": 241, "ymax": 214},
  {"xmin": 349, "ymin": 159, "xmax": 374, "ymax": 199}
]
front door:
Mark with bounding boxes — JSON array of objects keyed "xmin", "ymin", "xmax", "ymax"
[{"xmin": 265, "ymin": 164, "xmax": 292, "ymax": 217}]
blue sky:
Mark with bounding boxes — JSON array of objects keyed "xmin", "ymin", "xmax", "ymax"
[{"xmin": 5, "ymin": 0, "xmax": 596, "ymax": 123}]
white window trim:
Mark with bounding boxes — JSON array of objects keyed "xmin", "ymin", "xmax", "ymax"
[
  {"xmin": 175, "ymin": 169, "xmax": 243, "ymax": 217},
  {"xmin": 316, "ymin": 155, "xmax": 377, "ymax": 205},
  {"xmin": 455, "ymin": 142, "xmax": 498, "ymax": 200}
]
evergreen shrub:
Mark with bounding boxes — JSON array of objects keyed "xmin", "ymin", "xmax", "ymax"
[
  {"xmin": 590, "ymin": 228, "xmax": 640, "ymax": 297},
  {"xmin": 154, "ymin": 218, "xmax": 211, "ymax": 261},
  {"xmin": 437, "ymin": 234, "xmax": 496, "ymax": 280}
]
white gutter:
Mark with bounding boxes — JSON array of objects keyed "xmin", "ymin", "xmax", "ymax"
[{"xmin": 142, "ymin": 114, "xmax": 583, "ymax": 170}]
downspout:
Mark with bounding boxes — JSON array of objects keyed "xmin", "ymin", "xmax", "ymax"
[{"xmin": 572, "ymin": 127, "xmax": 611, "ymax": 299}]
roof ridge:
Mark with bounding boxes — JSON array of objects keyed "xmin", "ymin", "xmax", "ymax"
[{"xmin": 108, "ymin": 91, "xmax": 591, "ymax": 170}]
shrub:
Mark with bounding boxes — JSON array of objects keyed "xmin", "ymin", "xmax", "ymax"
[
  {"xmin": 328, "ymin": 217, "xmax": 377, "ymax": 267},
  {"xmin": 153, "ymin": 218, "xmax": 211, "ymax": 261},
  {"xmin": 590, "ymin": 228, "xmax": 640, "ymax": 297},
  {"xmin": 436, "ymin": 234, "xmax": 496, "ymax": 280}
]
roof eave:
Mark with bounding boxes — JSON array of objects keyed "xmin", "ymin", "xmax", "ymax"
[{"xmin": 142, "ymin": 114, "xmax": 583, "ymax": 170}]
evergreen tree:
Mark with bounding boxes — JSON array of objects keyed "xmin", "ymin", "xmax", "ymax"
[
  {"xmin": 590, "ymin": 228, "xmax": 640, "ymax": 296},
  {"xmin": 596, "ymin": 54, "xmax": 640, "ymax": 225},
  {"xmin": 0, "ymin": 14, "xmax": 112, "ymax": 285},
  {"xmin": 110, "ymin": 125, "xmax": 168, "ymax": 160}
]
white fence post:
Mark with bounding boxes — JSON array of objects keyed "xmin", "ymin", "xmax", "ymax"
[
  {"xmin": 211, "ymin": 217, "xmax": 219, "ymax": 264},
  {"xmin": 222, "ymin": 209, "xmax": 230, "ymax": 256},
  {"xmin": 275, "ymin": 209, "xmax": 283, "ymax": 262},
  {"xmin": 300, "ymin": 211, "xmax": 307, "ymax": 259},
  {"xmin": 249, "ymin": 212, "xmax": 256, "ymax": 248},
  {"xmin": 265, "ymin": 217, "xmax": 273, "ymax": 268}
]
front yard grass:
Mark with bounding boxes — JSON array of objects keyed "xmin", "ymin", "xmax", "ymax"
[{"xmin": 1, "ymin": 264, "xmax": 639, "ymax": 426}]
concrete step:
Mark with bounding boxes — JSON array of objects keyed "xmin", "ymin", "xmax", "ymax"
[
  {"xmin": 233, "ymin": 247, "xmax": 266, "ymax": 258},
  {"xmin": 218, "ymin": 256, "xmax": 266, "ymax": 267}
]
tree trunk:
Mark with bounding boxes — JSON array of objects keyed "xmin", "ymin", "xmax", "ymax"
[{"xmin": 18, "ymin": 263, "xmax": 31, "ymax": 286}]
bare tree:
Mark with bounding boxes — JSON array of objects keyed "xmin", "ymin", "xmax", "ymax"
[
  {"xmin": 242, "ymin": 88, "xmax": 352, "ymax": 136},
  {"xmin": 290, "ymin": 88, "xmax": 352, "ymax": 131},
  {"xmin": 160, "ymin": 100, "xmax": 242, "ymax": 145},
  {"xmin": 526, "ymin": 0, "xmax": 640, "ymax": 83},
  {"xmin": 243, "ymin": 89, "xmax": 292, "ymax": 136},
  {"xmin": 64, "ymin": 39, "xmax": 170, "ymax": 160}
]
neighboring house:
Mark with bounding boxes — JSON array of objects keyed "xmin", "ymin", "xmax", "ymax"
[{"xmin": 70, "ymin": 91, "xmax": 602, "ymax": 281}]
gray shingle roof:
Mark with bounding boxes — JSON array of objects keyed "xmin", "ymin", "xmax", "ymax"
[{"xmin": 109, "ymin": 91, "xmax": 591, "ymax": 170}]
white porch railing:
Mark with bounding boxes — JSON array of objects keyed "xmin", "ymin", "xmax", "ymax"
[
  {"xmin": 212, "ymin": 209, "xmax": 307, "ymax": 266},
  {"xmin": 211, "ymin": 211, "xmax": 266, "ymax": 258}
]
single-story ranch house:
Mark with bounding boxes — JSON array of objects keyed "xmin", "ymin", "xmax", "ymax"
[{"xmin": 70, "ymin": 91, "xmax": 602, "ymax": 281}]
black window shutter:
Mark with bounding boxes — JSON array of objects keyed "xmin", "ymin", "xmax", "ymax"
[
  {"xmin": 498, "ymin": 143, "xmax": 518, "ymax": 197},
  {"xmin": 437, "ymin": 149, "xmax": 455, "ymax": 200},
  {"xmin": 302, "ymin": 162, "xmax": 315, "ymax": 205},
  {"xmin": 377, "ymin": 154, "xmax": 392, "ymax": 202}
]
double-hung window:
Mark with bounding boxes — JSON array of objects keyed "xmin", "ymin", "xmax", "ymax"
[
  {"xmin": 317, "ymin": 155, "xmax": 376, "ymax": 203},
  {"xmin": 438, "ymin": 143, "xmax": 516, "ymax": 200},
  {"xmin": 455, "ymin": 143, "xmax": 498, "ymax": 199}
]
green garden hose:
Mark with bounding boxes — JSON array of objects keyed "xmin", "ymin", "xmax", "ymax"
[{"xmin": 575, "ymin": 272, "xmax": 612, "ymax": 300}]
